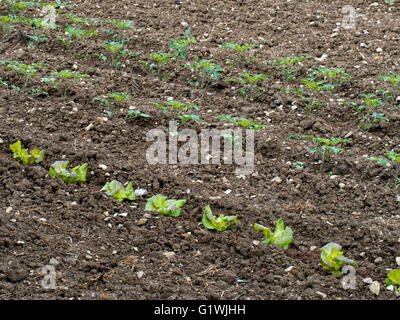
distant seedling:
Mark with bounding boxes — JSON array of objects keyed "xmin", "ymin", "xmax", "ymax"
[
  {"xmin": 127, "ymin": 110, "xmax": 151, "ymax": 119},
  {"xmin": 308, "ymin": 67, "xmax": 350, "ymax": 87},
  {"xmin": 226, "ymin": 72, "xmax": 268, "ymax": 100},
  {"xmin": 49, "ymin": 161, "xmax": 88, "ymax": 184},
  {"xmin": 298, "ymin": 78, "xmax": 335, "ymax": 113},
  {"xmin": 41, "ymin": 69, "xmax": 90, "ymax": 102},
  {"xmin": 265, "ymin": 56, "xmax": 312, "ymax": 82},
  {"xmin": 139, "ymin": 52, "xmax": 174, "ymax": 80},
  {"xmin": 101, "ymin": 180, "xmax": 135, "ymax": 202},
  {"xmin": 102, "ymin": 40, "xmax": 139, "ymax": 68},
  {"xmin": 319, "ymin": 242, "xmax": 358, "ymax": 278},
  {"xmin": 359, "ymin": 93, "xmax": 386, "ymax": 131},
  {"xmin": 169, "ymin": 27, "xmax": 197, "ymax": 60},
  {"xmin": 254, "ymin": 218, "xmax": 293, "ymax": 250},
  {"xmin": 9, "ymin": 140, "xmax": 44, "ymax": 165},
  {"xmin": 368, "ymin": 150, "xmax": 400, "ymax": 188},
  {"xmin": 57, "ymin": 25, "xmax": 98, "ymax": 56},
  {"xmin": 216, "ymin": 115, "xmax": 268, "ymax": 130},
  {"xmin": 184, "ymin": 58, "xmax": 223, "ymax": 88},
  {"xmin": 200, "ymin": 205, "xmax": 238, "ymax": 231},
  {"xmin": 94, "ymin": 92, "xmax": 131, "ymax": 108},
  {"xmin": 303, "ymin": 135, "xmax": 349, "ymax": 172},
  {"xmin": 221, "ymin": 43, "xmax": 259, "ymax": 66},
  {"xmin": 145, "ymin": 194, "xmax": 186, "ymax": 217}
]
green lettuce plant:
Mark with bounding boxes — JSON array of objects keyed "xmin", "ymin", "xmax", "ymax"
[
  {"xmin": 49, "ymin": 161, "xmax": 88, "ymax": 184},
  {"xmin": 145, "ymin": 194, "xmax": 186, "ymax": 217},
  {"xmin": 200, "ymin": 205, "xmax": 238, "ymax": 231},
  {"xmin": 101, "ymin": 180, "xmax": 135, "ymax": 202},
  {"xmin": 9, "ymin": 140, "xmax": 44, "ymax": 165},
  {"xmin": 319, "ymin": 242, "xmax": 358, "ymax": 277},
  {"xmin": 254, "ymin": 218, "xmax": 293, "ymax": 250},
  {"xmin": 384, "ymin": 269, "xmax": 400, "ymax": 292}
]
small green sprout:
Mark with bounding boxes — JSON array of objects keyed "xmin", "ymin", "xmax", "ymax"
[
  {"xmin": 145, "ymin": 194, "xmax": 186, "ymax": 217},
  {"xmin": 359, "ymin": 93, "xmax": 386, "ymax": 131},
  {"xmin": 61, "ymin": 25, "xmax": 98, "ymax": 55},
  {"xmin": 308, "ymin": 67, "xmax": 350, "ymax": 87},
  {"xmin": 41, "ymin": 69, "xmax": 90, "ymax": 102},
  {"xmin": 151, "ymin": 100, "xmax": 198, "ymax": 117},
  {"xmin": 216, "ymin": 115, "xmax": 268, "ymax": 130},
  {"xmin": 26, "ymin": 34, "xmax": 47, "ymax": 48},
  {"xmin": 169, "ymin": 27, "xmax": 197, "ymax": 60},
  {"xmin": 368, "ymin": 150, "xmax": 400, "ymax": 188},
  {"xmin": 94, "ymin": 92, "xmax": 131, "ymax": 108},
  {"xmin": 221, "ymin": 43, "xmax": 259, "ymax": 66},
  {"xmin": 127, "ymin": 110, "xmax": 151, "ymax": 119},
  {"xmin": 319, "ymin": 242, "xmax": 358, "ymax": 278},
  {"xmin": 9, "ymin": 140, "xmax": 44, "ymax": 165},
  {"xmin": 265, "ymin": 56, "xmax": 312, "ymax": 81},
  {"xmin": 141, "ymin": 52, "xmax": 174, "ymax": 79},
  {"xmin": 226, "ymin": 72, "xmax": 268, "ymax": 99},
  {"xmin": 297, "ymin": 78, "xmax": 335, "ymax": 113},
  {"xmin": 103, "ymin": 40, "xmax": 139, "ymax": 68},
  {"xmin": 184, "ymin": 58, "xmax": 223, "ymax": 88},
  {"xmin": 200, "ymin": 205, "xmax": 238, "ymax": 231},
  {"xmin": 101, "ymin": 180, "xmax": 135, "ymax": 202},
  {"xmin": 378, "ymin": 73, "xmax": 400, "ymax": 104},
  {"xmin": 303, "ymin": 135, "xmax": 349, "ymax": 172},
  {"xmin": 49, "ymin": 161, "xmax": 88, "ymax": 184},
  {"xmin": 178, "ymin": 114, "xmax": 201, "ymax": 124},
  {"xmin": 1, "ymin": 60, "xmax": 47, "ymax": 93},
  {"xmin": 107, "ymin": 19, "xmax": 134, "ymax": 31},
  {"xmin": 254, "ymin": 219, "xmax": 293, "ymax": 250},
  {"xmin": 384, "ymin": 269, "xmax": 400, "ymax": 292}
]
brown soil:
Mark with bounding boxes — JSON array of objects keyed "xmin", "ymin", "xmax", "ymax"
[{"xmin": 0, "ymin": 0, "xmax": 399, "ymax": 300}]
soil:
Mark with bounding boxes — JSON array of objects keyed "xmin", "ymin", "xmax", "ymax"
[{"xmin": 0, "ymin": 0, "xmax": 400, "ymax": 300}]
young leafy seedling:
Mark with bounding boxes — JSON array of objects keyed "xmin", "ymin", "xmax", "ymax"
[
  {"xmin": 200, "ymin": 205, "xmax": 238, "ymax": 231},
  {"xmin": 103, "ymin": 39, "xmax": 139, "ymax": 68},
  {"xmin": 254, "ymin": 218, "xmax": 293, "ymax": 250},
  {"xmin": 145, "ymin": 194, "xmax": 186, "ymax": 217},
  {"xmin": 221, "ymin": 43, "xmax": 259, "ymax": 66},
  {"xmin": 169, "ymin": 27, "xmax": 197, "ymax": 60},
  {"xmin": 368, "ymin": 150, "xmax": 400, "ymax": 188},
  {"xmin": 94, "ymin": 92, "xmax": 131, "ymax": 108},
  {"xmin": 308, "ymin": 67, "xmax": 350, "ymax": 87},
  {"xmin": 265, "ymin": 56, "xmax": 312, "ymax": 82},
  {"xmin": 49, "ymin": 161, "xmax": 88, "ymax": 184},
  {"xmin": 216, "ymin": 115, "xmax": 268, "ymax": 130},
  {"xmin": 1, "ymin": 60, "xmax": 47, "ymax": 93},
  {"xmin": 303, "ymin": 135, "xmax": 349, "ymax": 172},
  {"xmin": 319, "ymin": 242, "xmax": 358, "ymax": 278},
  {"xmin": 59, "ymin": 25, "xmax": 98, "ymax": 56},
  {"xmin": 9, "ymin": 140, "xmax": 44, "ymax": 165},
  {"xmin": 127, "ymin": 110, "xmax": 151, "ymax": 119},
  {"xmin": 384, "ymin": 269, "xmax": 400, "ymax": 293},
  {"xmin": 358, "ymin": 93, "xmax": 386, "ymax": 131},
  {"xmin": 140, "ymin": 52, "xmax": 174, "ymax": 80},
  {"xmin": 226, "ymin": 72, "xmax": 269, "ymax": 100},
  {"xmin": 184, "ymin": 58, "xmax": 223, "ymax": 88},
  {"xmin": 101, "ymin": 180, "xmax": 135, "ymax": 202},
  {"xmin": 378, "ymin": 73, "xmax": 400, "ymax": 102},
  {"xmin": 41, "ymin": 69, "xmax": 90, "ymax": 102},
  {"xmin": 298, "ymin": 78, "xmax": 335, "ymax": 113}
]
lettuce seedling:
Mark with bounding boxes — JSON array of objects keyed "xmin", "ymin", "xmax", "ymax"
[
  {"xmin": 101, "ymin": 180, "xmax": 135, "ymax": 202},
  {"xmin": 254, "ymin": 219, "xmax": 293, "ymax": 250},
  {"xmin": 9, "ymin": 140, "xmax": 44, "ymax": 165},
  {"xmin": 319, "ymin": 242, "xmax": 358, "ymax": 277},
  {"xmin": 200, "ymin": 205, "xmax": 238, "ymax": 231},
  {"xmin": 49, "ymin": 161, "xmax": 88, "ymax": 184},
  {"xmin": 145, "ymin": 194, "xmax": 186, "ymax": 217},
  {"xmin": 127, "ymin": 110, "xmax": 151, "ymax": 119},
  {"xmin": 384, "ymin": 269, "xmax": 400, "ymax": 292}
]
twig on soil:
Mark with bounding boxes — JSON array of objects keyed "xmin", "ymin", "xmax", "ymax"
[
  {"xmin": 195, "ymin": 265, "xmax": 218, "ymax": 276},
  {"xmin": 87, "ymin": 271, "xmax": 107, "ymax": 287}
]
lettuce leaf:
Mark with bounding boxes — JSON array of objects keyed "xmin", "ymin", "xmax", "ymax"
[
  {"xmin": 49, "ymin": 161, "xmax": 87, "ymax": 184},
  {"xmin": 145, "ymin": 194, "xmax": 186, "ymax": 217},
  {"xmin": 200, "ymin": 205, "xmax": 238, "ymax": 231},
  {"xmin": 320, "ymin": 242, "xmax": 358, "ymax": 277},
  {"xmin": 10, "ymin": 140, "xmax": 44, "ymax": 165},
  {"xmin": 101, "ymin": 180, "xmax": 135, "ymax": 202},
  {"xmin": 254, "ymin": 218, "xmax": 293, "ymax": 250}
]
